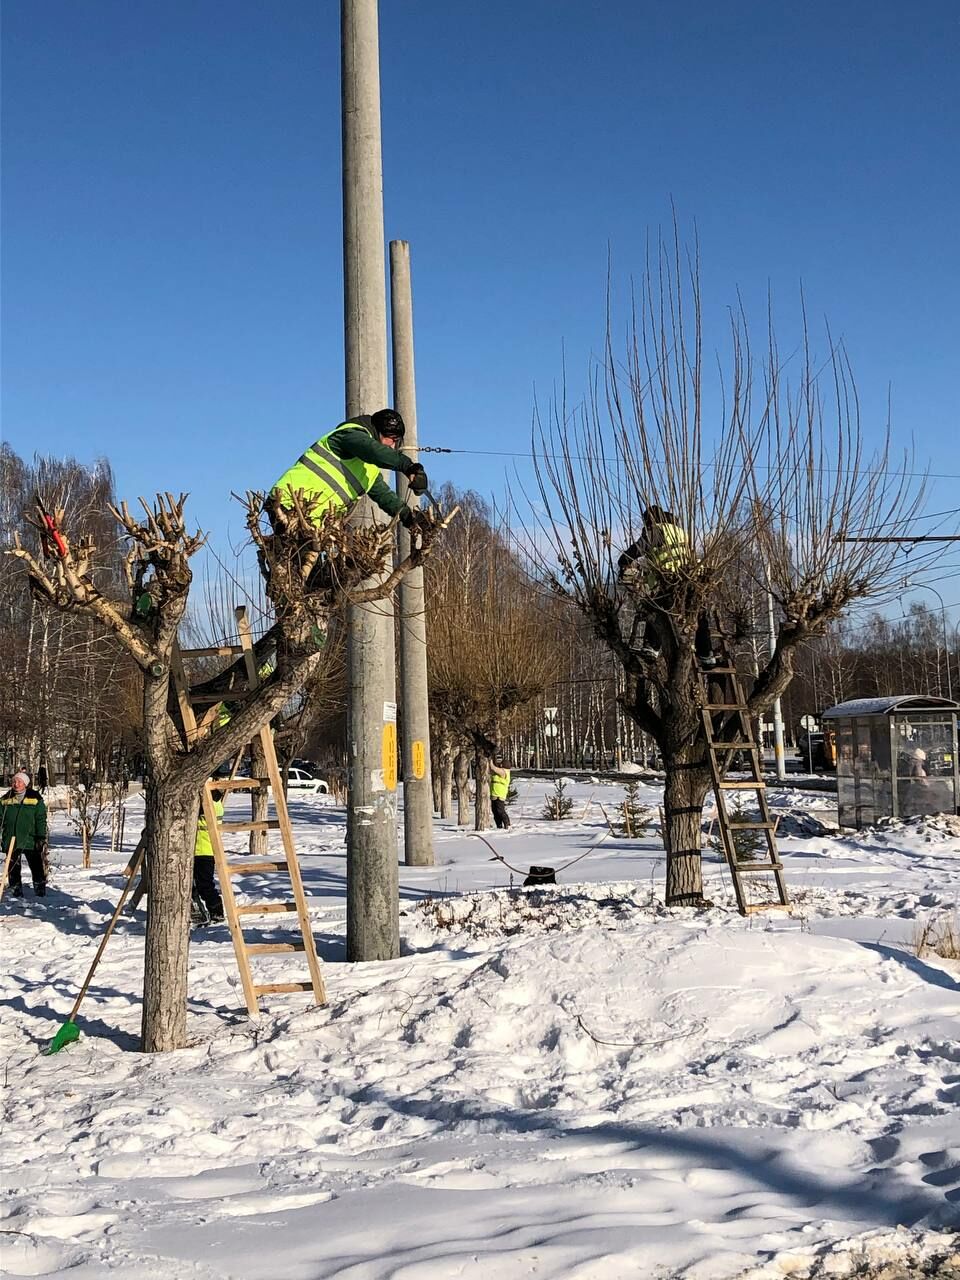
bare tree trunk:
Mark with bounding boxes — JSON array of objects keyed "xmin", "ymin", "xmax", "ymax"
[
  {"xmin": 454, "ymin": 750, "xmax": 470, "ymax": 826},
  {"xmin": 473, "ymin": 749, "xmax": 493, "ymax": 831},
  {"xmin": 439, "ymin": 745, "xmax": 454, "ymax": 819},
  {"xmin": 141, "ymin": 780, "xmax": 198, "ymax": 1053},
  {"xmin": 431, "ymin": 754, "xmax": 441, "ymax": 813},
  {"xmin": 662, "ymin": 756, "xmax": 711, "ymax": 906},
  {"xmin": 249, "ymin": 736, "xmax": 268, "ymax": 854}
]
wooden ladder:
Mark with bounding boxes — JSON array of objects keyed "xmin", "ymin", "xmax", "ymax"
[
  {"xmin": 173, "ymin": 606, "xmax": 327, "ymax": 1018},
  {"xmin": 698, "ymin": 634, "xmax": 789, "ymax": 916}
]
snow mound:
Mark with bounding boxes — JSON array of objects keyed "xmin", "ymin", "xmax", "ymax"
[
  {"xmin": 618, "ymin": 760, "xmax": 646, "ymax": 774},
  {"xmin": 875, "ymin": 813, "xmax": 960, "ymax": 842},
  {"xmin": 735, "ymin": 1226, "xmax": 960, "ymax": 1278},
  {"xmin": 407, "ymin": 881, "xmax": 708, "ymax": 942},
  {"xmin": 789, "ymin": 885, "xmax": 954, "ymax": 919}
]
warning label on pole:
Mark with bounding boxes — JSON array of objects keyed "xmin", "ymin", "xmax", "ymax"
[
  {"xmin": 382, "ymin": 723, "xmax": 397, "ymax": 791},
  {"xmin": 412, "ymin": 740, "xmax": 426, "ymax": 779}
]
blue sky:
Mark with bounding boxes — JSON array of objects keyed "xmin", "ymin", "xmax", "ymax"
[{"xmin": 2, "ymin": 0, "xmax": 959, "ymax": 624}]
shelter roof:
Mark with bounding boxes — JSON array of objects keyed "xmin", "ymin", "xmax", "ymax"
[{"xmin": 822, "ymin": 695, "xmax": 960, "ymax": 719}]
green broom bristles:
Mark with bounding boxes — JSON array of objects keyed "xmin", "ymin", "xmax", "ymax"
[{"xmin": 46, "ymin": 1020, "xmax": 81, "ymax": 1055}]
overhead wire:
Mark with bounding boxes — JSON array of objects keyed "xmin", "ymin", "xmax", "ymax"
[{"xmin": 418, "ymin": 444, "xmax": 960, "ymax": 484}]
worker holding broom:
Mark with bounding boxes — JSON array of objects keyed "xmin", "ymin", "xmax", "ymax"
[{"xmin": 2, "ymin": 771, "xmax": 48, "ymax": 899}]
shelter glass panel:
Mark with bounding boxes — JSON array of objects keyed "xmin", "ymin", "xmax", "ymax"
[
  {"xmin": 868, "ymin": 719, "xmax": 894, "ymax": 820},
  {"xmin": 852, "ymin": 718, "xmax": 876, "ymax": 826},
  {"xmin": 836, "ymin": 720, "xmax": 855, "ymax": 827},
  {"xmin": 892, "ymin": 714, "xmax": 956, "ymax": 817}
]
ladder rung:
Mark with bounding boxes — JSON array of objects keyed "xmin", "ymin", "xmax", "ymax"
[
  {"xmin": 734, "ymin": 861, "xmax": 784, "ymax": 872},
  {"xmin": 704, "ymin": 703, "xmax": 744, "ymax": 710},
  {"xmin": 221, "ymin": 819, "xmax": 280, "ymax": 833},
  {"xmin": 179, "ymin": 645, "xmax": 245, "ymax": 658},
  {"xmin": 743, "ymin": 903, "xmax": 790, "ymax": 913},
  {"xmin": 244, "ymin": 942, "xmax": 306, "ymax": 955},
  {"xmin": 709, "ymin": 741, "xmax": 757, "ymax": 750},
  {"xmin": 700, "ymin": 666, "xmax": 738, "ymax": 674},
  {"xmin": 211, "ymin": 778, "xmax": 266, "ymax": 791},
  {"xmin": 718, "ymin": 780, "xmax": 765, "ymax": 789},
  {"xmin": 727, "ymin": 821, "xmax": 777, "ymax": 830},
  {"xmin": 236, "ymin": 902, "xmax": 298, "ymax": 915},
  {"xmin": 226, "ymin": 859, "xmax": 289, "ymax": 875},
  {"xmin": 254, "ymin": 981, "xmax": 315, "ymax": 995}
]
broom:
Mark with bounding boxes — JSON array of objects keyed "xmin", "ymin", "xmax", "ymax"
[
  {"xmin": 47, "ymin": 843, "xmax": 145, "ymax": 1054},
  {"xmin": 0, "ymin": 835, "xmax": 16, "ymax": 901}
]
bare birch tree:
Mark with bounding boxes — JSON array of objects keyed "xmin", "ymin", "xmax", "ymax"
[{"xmin": 519, "ymin": 234, "xmax": 935, "ymax": 905}]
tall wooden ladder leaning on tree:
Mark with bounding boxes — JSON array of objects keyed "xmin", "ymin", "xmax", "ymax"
[
  {"xmin": 172, "ymin": 605, "xmax": 327, "ymax": 1018},
  {"xmin": 697, "ymin": 627, "xmax": 790, "ymax": 916}
]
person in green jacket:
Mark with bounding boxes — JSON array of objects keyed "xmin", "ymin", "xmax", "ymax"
[
  {"xmin": 192, "ymin": 790, "xmax": 225, "ymax": 924},
  {"xmin": 271, "ymin": 409, "xmax": 431, "ymax": 535},
  {"xmin": 2, "ymin": 770, "xmax": 48, "ymax": 898},
  {"xmin": 490, "ymin": 762, "xmax": 512, "ymax": 830}
]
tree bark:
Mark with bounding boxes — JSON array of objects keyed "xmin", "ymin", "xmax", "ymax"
[
  {"xmin": 141, "ymin": 780, "xmax": 197, "ymax": 1052},
  {"xmin": 454, "ymin": 750, "xmax": 470, "ymax": 826},
  {"xmin": 439, "ymin": 746, "xmax": 454, "ymax": 819},
  {"xmin": 662, "ymin": 756, "xmax": 712, "ymax": 906},
  {"xmin": 473, "ymin": 750, "xmax": 493, "ymax": 831},
  {"xmin": 249, "ymin": 736, "xmax": 268, "ymax": 855}
]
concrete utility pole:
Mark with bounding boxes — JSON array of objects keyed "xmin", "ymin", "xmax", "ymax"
[
  {"xmin": 390, "ymin": 239, "xmax": 434, "ymax": 866},
  {"xmin": 342, "ymin": 0, "xmax": 399, "ymax": 961}
]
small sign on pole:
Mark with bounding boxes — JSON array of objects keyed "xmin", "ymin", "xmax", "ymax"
[{"xmin": 382, "ymin": 724, "xmax": 398, "ymax": 791}]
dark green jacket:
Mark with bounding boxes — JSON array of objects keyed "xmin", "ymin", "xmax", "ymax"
[
  {"xmin": 327, "ymin": 423, "xmax": 409, "ymax": 518},
  {"xmin": 273, "ymin": 418, "xmax": 410, "ymax": 518},
  {"xmin": 1, "ymin": 788, "xmax": 48, "ymax": 850}
]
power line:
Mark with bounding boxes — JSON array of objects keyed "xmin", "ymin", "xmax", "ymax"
[
  {"xmin": 872, "ymin": 506, "xmax": 960, "ymax": 528},
  {"xmin": 839, "ymin": 535, "xmax": 960, "ymax": 544},
  {"xmin": 419, "ymin": 444, "xmax": 960, "ymax": 483}
]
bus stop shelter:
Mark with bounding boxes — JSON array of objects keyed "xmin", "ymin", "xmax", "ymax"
[{"xmin": 822, "ymin": 696, "xmax": 959, "ymax": 828}]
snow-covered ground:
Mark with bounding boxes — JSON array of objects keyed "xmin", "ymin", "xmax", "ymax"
[{"xmin": 2, "ymin": 777, "xmax": 958, "ymax": 1279}]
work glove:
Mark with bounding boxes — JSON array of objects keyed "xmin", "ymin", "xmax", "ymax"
[
  {"xmin": 399, "ymin": 507, "xmax": 431, "ymax": 535},
  {"xmin": 405, "ymin": 463, "xmax": 429, "ymax": 496}
]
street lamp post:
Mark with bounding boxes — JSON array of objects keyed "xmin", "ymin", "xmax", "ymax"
[{"xmin": 904, "ymin": 580, "xmax": 953, "ymax": 701}]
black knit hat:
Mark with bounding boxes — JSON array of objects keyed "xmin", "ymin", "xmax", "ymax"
[{"xmin": 371, "ymin": 408, "xmax": 405, "ymax": 441}]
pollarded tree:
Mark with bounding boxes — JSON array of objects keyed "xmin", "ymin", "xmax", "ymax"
[
  {"xmin": 520, "ymin": 233, "xmax": 936, "ymax": 906},
  {"xmin": 10, "ymin": 489, "xmax": 444, "ymax": 1051}
]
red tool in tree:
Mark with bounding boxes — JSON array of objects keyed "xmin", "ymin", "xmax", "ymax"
[{"xmin": 35, "ymin": 493, "xmax": 68, "ymax": 559}]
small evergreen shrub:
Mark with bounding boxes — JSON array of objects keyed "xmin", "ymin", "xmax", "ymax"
[
  {"xmin": 617, "ymin": 781, "xmax": 652, "ymax": 836},
  {"xmin": 541, "ymin": 777, "xmax": 574, "ymax": 820}
]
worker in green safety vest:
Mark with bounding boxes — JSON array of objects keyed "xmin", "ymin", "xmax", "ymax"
[
  {"xmin": 271, "ymin": 409, "xmax": 431, "ymax": 535},
  {"xmin": 490, "ymin": 762, "xmax": 512, "ymax": 829},
  {"xmin": 617, "ymin": 506, "xmax": 716, "ymax": 668}
]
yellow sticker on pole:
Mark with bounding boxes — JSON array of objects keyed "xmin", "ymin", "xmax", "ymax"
[
  {"xmin": 382, "ymin": 723, "xmax": 397, "ymax": 791},
  {"xmin": 412, "ymin": 740, "xmax": 426, "ymax": 780}
]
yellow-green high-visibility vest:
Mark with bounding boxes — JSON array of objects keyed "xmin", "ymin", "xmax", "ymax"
[
  {"xmin": 272, "ymin": 423, "xmax": 382, "ymax": 514},
  {"xmin": 195, "ymin": 799, "xmax": 224, "ymax": 858},
  {"xmin": 647, "ymin": 523, "xmax": 689, "ymax": 574},
  {"xmin": 491, "ymin": 769, "xmax": 511, "ymax": 801}
]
